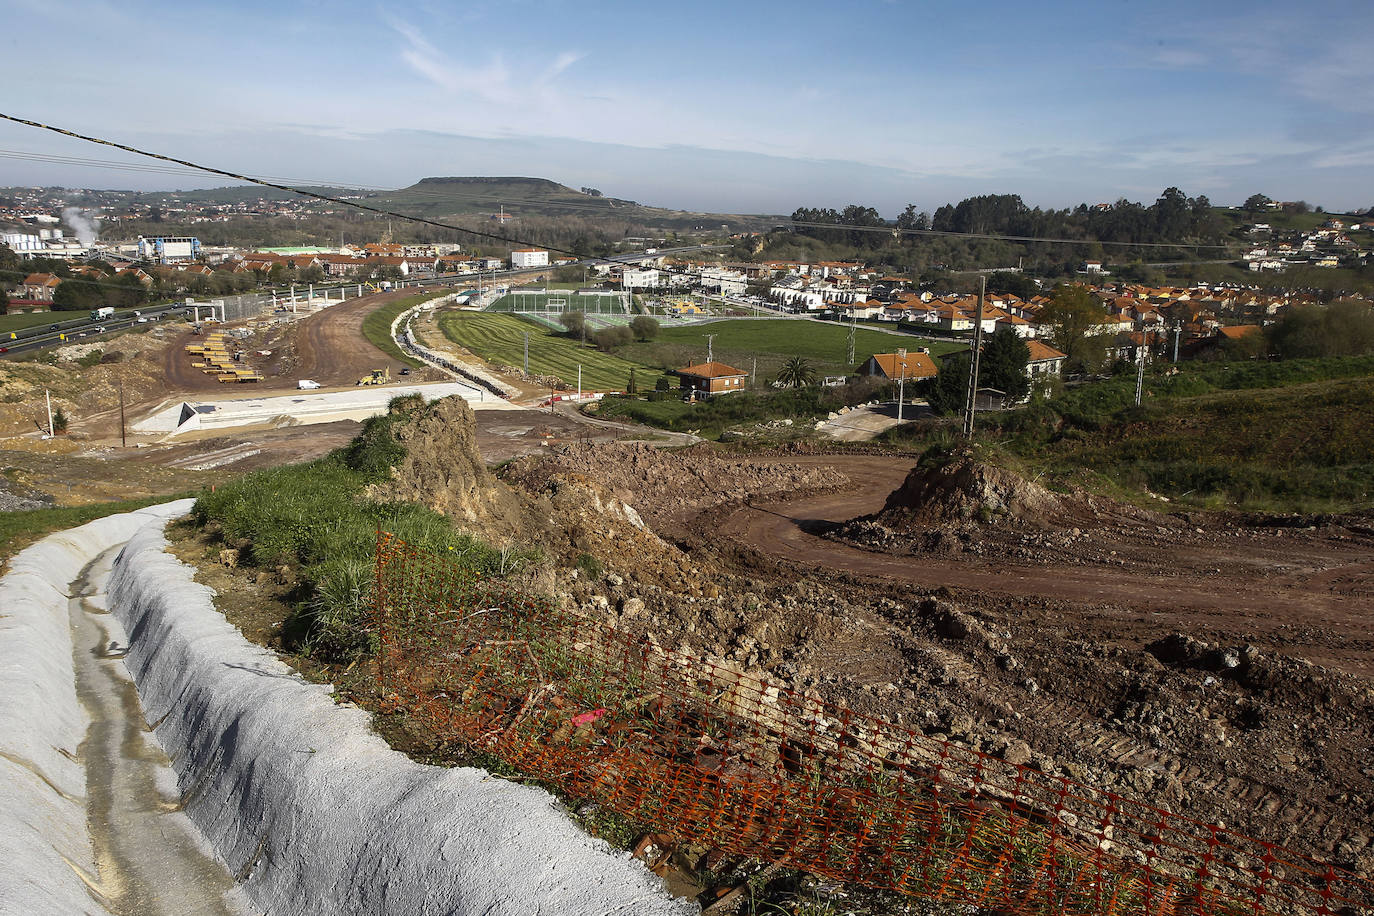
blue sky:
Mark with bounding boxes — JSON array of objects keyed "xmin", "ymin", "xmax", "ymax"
[{"xmin": 1, "ymin": 0, "xmax": 1371, "ymax": 216}]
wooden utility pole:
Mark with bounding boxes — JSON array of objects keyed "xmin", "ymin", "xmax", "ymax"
[
  {"xmin": 962, "ymin": 276, "xmax": 987, "ymax": 438},
  {"xmin": 119, "ymin": 386, "xmax": 126, "ymax": 448}
]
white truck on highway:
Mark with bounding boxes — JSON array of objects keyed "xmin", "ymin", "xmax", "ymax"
[{"xmin": 90, "ymin": 306, "xmax": 114, "ymax": 320}]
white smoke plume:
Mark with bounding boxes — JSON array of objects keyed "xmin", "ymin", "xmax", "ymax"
[{"xmin": 61, "ymin": 207, "xmax": 100, "ymax": 248}]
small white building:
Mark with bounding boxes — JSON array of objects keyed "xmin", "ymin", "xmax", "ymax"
[
  {"xmin": 622, "ymin": 268, "xmax": 661, "ymax": 290},
  {"xmin": 699, "ymin": 267, "xmax": 747, "ymax": 296},
  {"xmin": 510, "ymin": 248, "xmax": 549, "ymax": 269}
]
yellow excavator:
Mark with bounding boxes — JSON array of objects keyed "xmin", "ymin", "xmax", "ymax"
[{"xmin": 356, "ymin": 368, "xmax": 390, "ymax": 386}]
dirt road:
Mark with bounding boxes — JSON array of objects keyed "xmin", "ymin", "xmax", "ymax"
[
  {"xmin": 161, "ymin": 289, "xmax": 437, "ymax": 393},
  {"xmin": 717, "ymin": 455, "xmax": 1374, "ymax": 678}
]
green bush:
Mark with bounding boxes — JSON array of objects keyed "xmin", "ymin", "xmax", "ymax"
[{"xmin": 191, "ymin": 401, "xmax": 518, "ymax": 659}]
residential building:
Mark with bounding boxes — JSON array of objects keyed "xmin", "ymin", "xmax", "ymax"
[
  {"xmin": 678, "ymin": 361, "xmax": 748, "ymax": 395},
  {"xmin": 622, "ymin": 268, "xmax": 661, "ymax": 290},
  {"xmin": 20, "ymin": 273, "xmax": 61, "ymax": 301},
  {"xmin": 1025, "ymin": 339, "xmax": 1068, "ymax": 377},
  {"xmin": 861, "ymin": 349, "xmax": 939, "ymax": 381},
  {"xmin": 511, "ymin": 248, "xmax": 550, "ymax": 269}
]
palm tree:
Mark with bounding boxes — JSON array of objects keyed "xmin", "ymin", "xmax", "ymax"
[{"xmin": 775, "ymin": 356, "xmax": 815, "ymax": 388}]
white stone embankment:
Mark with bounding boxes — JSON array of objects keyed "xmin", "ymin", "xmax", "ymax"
[
  {"xmin": 2, "ymin": 505, "xmax": 693, "ymax": 915},
  {"xmin": 0, "ymin": 501, "xmax": 191, "ymax": 916}
]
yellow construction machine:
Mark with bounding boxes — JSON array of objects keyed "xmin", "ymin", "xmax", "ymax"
[{"xmin": 357, "ymin": 368, "xmax": 390, "ymax": 386}]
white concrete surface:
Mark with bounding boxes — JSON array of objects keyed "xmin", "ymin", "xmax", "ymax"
[
  {"xmin": 0, "ymin": 501, "xmax": 191, "ymax": 916},
  {"xmin": 133, "ymin": 383, "xmax": 519, "ymax": 436},
  {"xmin": 106, "ymin": 517, "xmax": 695, "ymax": 915}
]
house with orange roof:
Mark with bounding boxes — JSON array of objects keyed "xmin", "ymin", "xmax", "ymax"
[
  {"xmin": 20, "ymin": 273, "xmax": 61, "ymax": 301},
  {"xmin": 677, "ymin": 361, "xmax": 748, "ymax": 396},
  {"xmin": 1025, "ymin": 339, "xmax": 1067, "ymax": 378},
  {"xmin": 994, "ymin": 312, "xmax": 1036, "ymax": 338},
  {"xmin": 861, "ymin": 349, "xmax": 939, "ymax": 381}
]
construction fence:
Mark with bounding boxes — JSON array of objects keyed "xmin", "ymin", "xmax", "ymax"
[{"xmin": 373, "ymin": 533, "xmax": 1372, "ymax": 916}]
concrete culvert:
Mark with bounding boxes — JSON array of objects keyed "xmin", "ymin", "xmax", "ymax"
[{"xmin": 1, "ymin": 505, "xmax": 693, "ymax": 916}]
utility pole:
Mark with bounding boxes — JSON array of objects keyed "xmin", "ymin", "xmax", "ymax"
[
  {"xmin": 962, "ymin": 275, "xmax": 987, "ymax": 438},
  {"xmin": 706, "ymin": 333, "xmax": 716, "ymax": 363},
  {"xmin": 45, "ymin": 389, "xmax": 53, "ymax": 437},
  {"xmin": 897, "ymin": 363, "xmax": 906, "ymax": 423},
  {"xmin": 847, "ymin": 310, "xmax": 856, "ymax": 367},
  {"xmin": 1172, "ymin": 320, "xmax": 1182, "ymax": 363},
  {"xmin": 1135, "ymin": 343, "xmax": 1146, "ymax": 407},
  {"xmin": 523, "ymin": 332, "xmax": 529, "ymax": 375},
  {"xmin": 751, "ymin": 356, "xmax": 757, "ymax": 388},
  {"xmin": 119, "ymin": 385, "xmax": 126, "ymax": 448},
  {"xmin": 577, "ymin": 364, "xmax": 582, "ymax": 401}
]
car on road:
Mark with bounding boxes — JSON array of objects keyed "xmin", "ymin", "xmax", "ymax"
[
  {"xmin": 50, "ymin": 323, "xmax": 59, "ymax": 330},
  {"xmin": 0, "ymin": 347, "xmax": 9, "ymax": 354}
]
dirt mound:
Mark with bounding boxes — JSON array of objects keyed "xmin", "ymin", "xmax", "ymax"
[
  {"xmin": 879, "ymin": 454, "xmax": 1065, "ymax": 527},
  {"xmin": 364, "ymin": 397, "xmax": 525, "ymax": 535},
  {"xmin": 500, "ymin": 441, "xmax": 849, "ymax": 527}
]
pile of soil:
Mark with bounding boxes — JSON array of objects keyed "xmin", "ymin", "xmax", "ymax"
[
  {"xmin": 364, "ymin": 397, "xmax": 525, "ymax": 535},
  {"xmin": 879, "ymin": 454, "xmax": 1067, "ymax": 526},
  {"xmin": 0, "ymin": 333, "xmax": 175, "ymax": 437}
]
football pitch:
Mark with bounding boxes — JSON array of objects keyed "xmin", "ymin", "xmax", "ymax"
[{"xmin": 489, "ymin": 289, "xmax": 631, "ymax": 316}]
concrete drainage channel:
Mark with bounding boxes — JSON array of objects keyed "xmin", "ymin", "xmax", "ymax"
[{"xmin": 1, "ymin": 504, "xmax": 691, "ymax": 916}]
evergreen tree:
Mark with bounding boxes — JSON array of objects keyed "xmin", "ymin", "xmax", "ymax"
[
  {"xmin": 980, "ymin": 327, "xmax": 1031, "ymax": 400},
  {"xmin": 927, "ymin": 353, "xmax": 970, "ymax": 416}
]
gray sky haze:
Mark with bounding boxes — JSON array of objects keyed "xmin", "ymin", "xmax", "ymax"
[{"xmin": 1, "ymin": 0, "xmax": 1371, "ymax": 215}]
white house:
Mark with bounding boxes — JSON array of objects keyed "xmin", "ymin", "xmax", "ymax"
[
  {"xmin": 622, "ymin": 268, "xmax": 661, "ymax": 290},
  {"xmin": 510, "ymin": 248, "xmax": 549, "ymax": 269}
]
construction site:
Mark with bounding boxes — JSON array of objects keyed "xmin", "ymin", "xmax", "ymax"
[{"xmin": 1, "ymin": 286, "xmax": 1371, "ymax": 916}]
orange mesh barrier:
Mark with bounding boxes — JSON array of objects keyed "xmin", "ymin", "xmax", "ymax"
[{"xmin": 373, "ymin": 532, "xmax": 1372, "ymax": 915}]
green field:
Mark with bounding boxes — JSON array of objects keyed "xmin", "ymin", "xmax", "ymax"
[
  {"xmin": 883, "ymin": 356, "xmax": 1374, "ymax": 513},
  {"xmin": 440, "ymin": 313, "xmax": 964, "ymax": 392},
  {"xmin": 620, "ymin": 318, "xmax": 964, "ymax": 379},
  {"xmin": 489, "ymin": 290, "xmax": 631, "ymax": 316},
  {"xmin": 440, "ymin": 312, "xmax": 655, "ymax": 391},
  {"xmin": 360, "ymin": 291, "xmax": 449, "ymax": 367}
]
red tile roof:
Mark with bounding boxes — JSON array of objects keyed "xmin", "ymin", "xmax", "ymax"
[
  {"xmin": 679, "ymin": 361, "xmax": 747, "ymax": 379},
  {"xmin": 1026, "ymin": 339, "xmax": 1068, "ymax": 362}
]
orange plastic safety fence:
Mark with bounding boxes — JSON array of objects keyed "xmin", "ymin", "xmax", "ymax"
[{"xmin": 373, "ymin": 532, "xmax": 1373, "ymax": 916}]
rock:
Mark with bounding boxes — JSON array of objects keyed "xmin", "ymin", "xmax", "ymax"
[
  {"xmin": 1002, "ymin": 739, "xmax": 1032, "ymax": 766},
  {"xmin": 619, "ymin": 597, "xmax": 645, "ymax": 618}
]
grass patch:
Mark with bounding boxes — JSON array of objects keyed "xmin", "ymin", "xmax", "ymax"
[
  {"xmin": 882, "ymin": 355, "xmax": 1374, "ymax": 512},
  {"xmin": 440, "ymin": 311, "xmax": 651, "ymax": 391},
  {"xmin": 597, "ymin": 381, "xmax": 890, "ymax": 440},
  {"xmin": 359, "ymin": 291, "xmax": 448, "ymax": 368},
  {"xmin": 0, "ymin": 493, "xmax": 195, "ymax": 567},
  {"xmin": 619, "ymin": 318, "xmax": 962, "ymax": 380},
  {"xmin": 190, "ymin": 398, "xmax": 522, "ymax": 659}
]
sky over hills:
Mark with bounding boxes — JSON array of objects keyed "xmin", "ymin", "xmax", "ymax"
[{"xmin": 1, "ymin": 0, "xmax": 1371, "ymax": 216}]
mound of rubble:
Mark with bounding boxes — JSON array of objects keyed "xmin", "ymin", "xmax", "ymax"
[{"xmin": 879, "ymin": 453, "xmax": 1066, "ymax": 526}]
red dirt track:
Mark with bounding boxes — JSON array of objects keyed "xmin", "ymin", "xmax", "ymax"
[{"xmin": 717, "ymin": 456, "xmax": 1374, "ymax": 679}]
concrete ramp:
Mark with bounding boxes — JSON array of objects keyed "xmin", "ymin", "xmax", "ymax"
[{"xmin": 134, "ymin": 383, "xmax": 518, "ymax": 437}]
